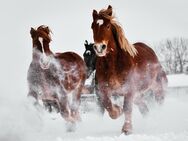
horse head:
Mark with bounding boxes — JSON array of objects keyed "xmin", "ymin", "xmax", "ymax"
[
  {"xmin": 91, "ymin": 5, "xmax": 137, "ymax": 58},
  {"xmin": 91, "ymin": 5, "xmax": 114, "ymax": 57},
  {"xmin": 30, "ymin": 25, "xmax": 53, "ymax": 69},
  {"xmin": 83, "ymin": 40, "xmax": 96, "ymax": 78}
]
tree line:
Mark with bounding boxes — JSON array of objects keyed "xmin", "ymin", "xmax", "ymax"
[{"xmin": 154, "ymin": 37, "xmax": 188, "ymax": 74}]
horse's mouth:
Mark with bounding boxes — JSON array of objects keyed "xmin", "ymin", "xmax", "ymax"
[
  {"xmin": 94, "ymin": 46, "xmax": 107, "ymax": 57},
  {"xmin": 95, "ymin": 50, "xmax": 107, "ymax": 57},
  {"xmin": 40, "ymin": 63, "xmax": 50, "ymax": 69},
  {"xmin": 40, "ymin": 56, "xmax": 51, "ymax": 69}
]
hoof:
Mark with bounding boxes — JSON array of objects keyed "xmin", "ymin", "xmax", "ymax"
[
  {"xmin": 122, "ymin": 130, "xmax": 132, "ymax": 135},
  {"xmin": 122, "ymin": 122, "xmax": 132, "ymax": 135},
  {"xmin": 155, "ymin": 95, "xmax": 165, "ymax": 105}
]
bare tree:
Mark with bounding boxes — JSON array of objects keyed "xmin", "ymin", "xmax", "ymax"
[{"xmin": 154, "ymin": 37, "xmax": 188, "ymax": 74}]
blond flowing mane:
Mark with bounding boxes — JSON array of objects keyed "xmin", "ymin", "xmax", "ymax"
[{"xmin": 99, "ymin": 8, "xmax": 137, "ymax": 57}]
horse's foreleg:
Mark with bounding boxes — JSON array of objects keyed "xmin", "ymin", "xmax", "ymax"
[
  {"xmin": 70, "ymin": 88, "xmax": 83, "ymax": 122},
  {"xmin": 95, "ymin": 84, "xmax": 105, "ymax": 115},
  {"xmin": 101, "ymin": 95, "xmax": 122, "ymax": 119},
  {"xmin": 28, "ymin": 89, "xmax": 39, "ymax": 106},
  {"xmin": 59, "ymin": 96, "xmax": 71, "ymax": 120},
  {"xmin": 122, "ymin": 92, "xmax": 133, "ymax": 135}
]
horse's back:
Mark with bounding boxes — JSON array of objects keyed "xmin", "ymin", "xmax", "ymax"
[
  {"xmin": 55, "ymin": 52, "xmax": 86, "ymax": 91},
  {"xmin": 56, "ymin": 52, "xmax": 82, "ymax": 62},
  {"xmin": 56, "ymin": 52, "xmax": 86, "ymax": 70},
  {"xmin": 133, "ymin": 42, "xmax": 158, "ymax": 64}
]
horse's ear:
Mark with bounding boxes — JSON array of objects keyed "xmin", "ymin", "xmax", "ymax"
[
  {"xmin": 108, "ymin": 5, "xmax": 112, "ymax": 9},
  {"xmin": 85, "ymin": 40, "xmax": 88, "ymax": 45},
  {"xmin": 92, "ymin": 9, "xmax": 98, "ymax": 20},
  {"xmin": 30, "ymin": 27, "xmax": 36, "ymax": 37},
  {"xmin": 107, "ymin": 5, "xmax": 112, "ymax": 16}
]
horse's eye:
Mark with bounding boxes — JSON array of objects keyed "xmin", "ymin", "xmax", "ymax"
[{"xmin": 86, "ymin": 50, "xmax": 91, "ymax": 55}]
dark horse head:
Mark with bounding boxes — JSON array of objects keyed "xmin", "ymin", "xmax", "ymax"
[{"xmin": 83, "ymin": 40, "xmax": 96, "ymax": 78}]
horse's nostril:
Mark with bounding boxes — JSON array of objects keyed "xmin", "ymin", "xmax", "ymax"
[
  {"xmin": 102, "ymin": 44, "xmax": 106, "ymax": 50},
  {"xmin": 93, "ymin": 45, "xmax": 97, "ymax": 49}
]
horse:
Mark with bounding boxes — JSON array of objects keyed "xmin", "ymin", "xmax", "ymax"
[
  {"xmin": 91, "ymin": 5, "xmax": 168, "ymax": 134},
  {"xmin": 83, "ymin": 40, "xmax": 96, "ymax": 78},
  {"xmin": 27, "ymin": 25, "xmax": 86, "ymax": 127}
]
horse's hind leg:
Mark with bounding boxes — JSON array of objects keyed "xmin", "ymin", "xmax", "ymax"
[
  {"xmin": 122, "ymin": 92, "xmax": 133, "ymax": 135},
  {"xmin": 134, "ymin": 94, "xmax": 149, "ymax": 116},
  {"xmin": 153, "ymin": 84, "xmax": 165, "ymax": 104},
  {"xmin": 153, "ymin": 71, "xmax": 167, "ymax": 104}
]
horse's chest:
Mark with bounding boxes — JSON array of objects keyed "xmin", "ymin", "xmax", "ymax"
[{"xmin": 28, "ymin": 64, "xmax": 44, "ymax": 85}]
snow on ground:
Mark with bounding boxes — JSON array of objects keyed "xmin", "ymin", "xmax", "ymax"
[
  {"xmin": 0, "ymin": 74, "xmax": 188, "ymax": 141},
  {"xmin": 167, "ymin": 74, "xmax": 188, "ymax": 87}
]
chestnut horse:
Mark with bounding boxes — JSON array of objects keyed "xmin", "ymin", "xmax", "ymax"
[
  {"xmin": 91, "ymin": 5, "xmax": 167, "ymax": 134},
  {"xmin": 27, "ymin": 25, "xmax": 86, "ymax": 126}
]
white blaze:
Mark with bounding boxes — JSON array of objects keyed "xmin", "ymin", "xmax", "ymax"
[
  {"xmin": 97, "ymin": 19, "xmax": 104, "ymax": 26},
  {"xmin": 38, "ymin": 37, "xmax": 44, "ymax": 54},
  {"xmin": 38, "ymin": 37, "xmax": 50, "ymax": 69}
]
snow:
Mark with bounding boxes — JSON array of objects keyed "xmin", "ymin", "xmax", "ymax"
[
  {"xmin": 0, "ymin": 81, "xmax": 188, "ymax": 141},
  {"xmin": 167, "ymin": 74, "xmax": 188, "ymax": 87},
  {"xmin": 1, "ymin": 1, "xmax": 188, "ymax": 140}
]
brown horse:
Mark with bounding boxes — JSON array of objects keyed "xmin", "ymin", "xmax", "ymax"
[
  {"xmin": 27, "ymin": 25, "xmax": 86, "ymax": 127},
  {"xmin": 91, "ymin": 5, "xmax": 168, "ymax": 134}
]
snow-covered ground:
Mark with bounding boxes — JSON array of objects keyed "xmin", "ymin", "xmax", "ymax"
[
  {"xmin": 0, "ymin": 74, "xmax": 188, "ymax": 141},
  {"xmin": 167, "ymin": 74, "xmax": 188, "ymax": 87}
]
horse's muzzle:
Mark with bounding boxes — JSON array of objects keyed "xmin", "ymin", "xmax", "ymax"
[
  {"xmin": 40, "ymin": 55, "xmax": 51, "ymax": 69},
  {"xmin": 93, "ymin": 43, "xmax": 107, "ymax": 57}
]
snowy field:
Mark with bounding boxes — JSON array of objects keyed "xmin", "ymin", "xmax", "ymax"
[{"xmin": 0, "ymin": 74, "xmax": 188, "ymax": 141}]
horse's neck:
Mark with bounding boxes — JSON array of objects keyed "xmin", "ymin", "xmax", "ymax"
[
  {"xmin": 96, "ymin": 41, "xmax": 118, "ymax": 76},
  {"xmin": 32, "ymin": 49, "xmax": 40, "ymax": 61},
  {"xmin": 105, "ymin": 40, "xmax": 133, "ymax": 74}
]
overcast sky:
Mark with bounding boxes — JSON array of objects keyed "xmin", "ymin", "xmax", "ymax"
[{"xmin": 0, "ymin": 0, "xmax": 188, "ymax": 96}]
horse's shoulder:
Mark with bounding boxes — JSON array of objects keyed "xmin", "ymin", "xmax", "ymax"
[{"xmin": 55, "ymin": 52, "xmax": 85, "ymax": 67}]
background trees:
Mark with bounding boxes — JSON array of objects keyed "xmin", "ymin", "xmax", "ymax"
[{"xmin": 154, "ymin": 37, "xmax": 188, "ymax": 74}]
